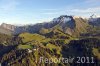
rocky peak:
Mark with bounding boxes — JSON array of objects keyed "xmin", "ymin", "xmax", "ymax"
[
  {"xmin": 0, "ymin": 23, "xmax": 16, "ymax": 31},
  {"xmin": 52, "ymin": 15, "xmax": 72, "ymax": 23}
]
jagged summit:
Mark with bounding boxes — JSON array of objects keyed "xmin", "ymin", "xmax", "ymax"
[
  {"xmin": 52, "ymin": 15, "xmax": 72, "ymax": 23},
  {"xmin": 12, "ymin": 15, "xmax": 89, "ymax": 36},
  {"xmin": 0, "ymin": 23, "xmax": 16, "ymax": 31},
  {"xmin": 0, "ymin": 15, "xmax": 99, "ymax": 36}
]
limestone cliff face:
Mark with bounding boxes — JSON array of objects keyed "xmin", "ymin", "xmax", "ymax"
[
  {"xmin": 52, "ymin": 15, "xmax": 89, "ymax": 36},
  {"xmin": 1, "ymin": 23, "xmax": 16, "ymax": 31}
]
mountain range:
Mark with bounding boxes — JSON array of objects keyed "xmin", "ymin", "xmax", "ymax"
[
  {"xmin": 0, "ymin": 15, "xmax": 100, "ymax": 66},
  {"xmin": 0, "ymin": 15, "xmax": 100, "ymax": 37}
]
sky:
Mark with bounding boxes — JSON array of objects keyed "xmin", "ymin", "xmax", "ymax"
[{"xmin": 0, "ymin": 0, "xmax": 100, "ymax": 25}]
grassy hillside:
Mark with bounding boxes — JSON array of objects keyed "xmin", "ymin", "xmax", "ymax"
[
  {"xmin": 19, "ymin": 32, "xmax": 46, "ymax": 43},
  {"xmin": 0, "ymin": 29, "xmax": 100, "ymax": 66}
]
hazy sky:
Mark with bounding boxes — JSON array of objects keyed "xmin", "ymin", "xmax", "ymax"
[{"xmin": 0, "ymin": 0, "xmax": 100, "ymax": 24}]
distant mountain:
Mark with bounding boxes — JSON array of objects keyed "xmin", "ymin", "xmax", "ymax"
[
  {"xmin": 88, "ymin": 14, "xmax": 100, "ymax": 26},
  {"xmin": 13, "ymin": 15, "xmax": 89, "ymax": 36},
  {"xmin": 1, "ymin": 23, "xmax": 16, "ymax": 31},
  {"xmin": 89, "ymin": 17, "xmax": 100, "ymax": 26},
  {"xmin": 0, "ymin": 15, "xmax": 100, "ymax": 37},
  {"xmin": 0, "ymin": 23, "xmax": 16, "ymax": 35}
]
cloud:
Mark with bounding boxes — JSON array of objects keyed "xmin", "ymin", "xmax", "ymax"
[
  {"xmin": 85, "ymin": 0, "xmax": 100, "ymax": 3},
  {"xmin": 41, "ymin": 8, "xmax": 62, "ymax": 15},
  {"xmin": 41, "ymin": 7, "xmax": 100, "ymax": 15},
  {"xmin": 40, "ymin": 7, "xmax": 100, "ymax": 18},
  {"xmin": 42, "ymin": 12, "xmax": 60, "ymax": 15},
  {"xmin": 41, "ymin": 8, "xmax": 57, "ymax": 11},
  {"xmin": 69, "ymin": 7, "xmax": 100, "ymax": 13},
  {"xmin": 85, "ymin": 0, "xmax": 100, "ymax": 6},
  {"xmin": 0, "ymin": 0, "xmax": 19, "ymax": 12}
]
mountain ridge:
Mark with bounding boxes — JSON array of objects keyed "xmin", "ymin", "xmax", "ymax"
[{"xmin": 0, "ymin": 15, "xmax": 100, "ymax": 37}]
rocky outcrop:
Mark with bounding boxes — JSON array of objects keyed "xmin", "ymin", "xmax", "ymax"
[{"xmin": 1, "ymin": 23, "xmax": 16, "ymax": 31}]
